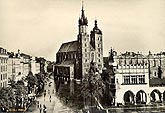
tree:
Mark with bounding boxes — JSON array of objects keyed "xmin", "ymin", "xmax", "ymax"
[
  {"xmin": 81, "ymin": 61, "xmax": 105, "ymax": 107},
  {"xmin": 25, "ymin": 71, "xmax": 37, "ymax": 94},
  {"xmin": 0, "ymin": 87, "xmax": 15, "ymax": 110},
  {"xmin": 35, "ymin": 73, "xmax": 45, "ymax": 94}
]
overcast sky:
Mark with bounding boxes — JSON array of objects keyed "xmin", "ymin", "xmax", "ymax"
[{"xmin": 0, "ymin": 0, "xmax": 165, "ymax": 61}]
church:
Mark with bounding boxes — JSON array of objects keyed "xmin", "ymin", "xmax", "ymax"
[{"xmin": 54, "ymin": 4, "xmax": 103, "ymax": 81}]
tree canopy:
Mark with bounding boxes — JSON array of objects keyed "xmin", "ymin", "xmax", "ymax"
[{"xmin": 81, "ymin": 61, "xmax": 105, "ymax": 106}]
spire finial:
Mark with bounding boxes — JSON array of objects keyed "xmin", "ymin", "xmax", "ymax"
[
  {"xmin": 95, "ymin": 19, "xmax": 97, "ymax": 27},
  {"xmin": 82, "ymin": 0, "xmax": 84, "ymax": 11},
  {"xmin": 81, "ymin": 0, "xmax": 85, "ymax": 19}
]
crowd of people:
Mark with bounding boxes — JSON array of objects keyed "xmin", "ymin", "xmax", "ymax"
[{"xmin": 37, "ymin": 81, "xmax": 54, "ymax": 113}]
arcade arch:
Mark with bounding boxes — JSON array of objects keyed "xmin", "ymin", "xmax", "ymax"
[
  {"xmin": 150, "ymin": 89, "xmax": 162, "ymax": 102},
  {"xmin": 124, "ymin": 90, "xmax": 135, "ymax": 105},
  {"xmin": 163, "ymin": 91, "xmax": 165, "ymax": 102},
  {"xmin": 136, "ymin": 90, "xmax": 147, "ymax": 104}
]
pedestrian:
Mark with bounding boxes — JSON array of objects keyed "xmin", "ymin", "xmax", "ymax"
[
  {"xmin": 37, "ymin": 101, "xmax": 39, "ymax": 108},
  {"xmin": 52, "ymin": 89, "xmax": 54, "ymax": 94},
  {"xmin": 44, "ymin": 92, "xmax": 46, "ymax": 97},
  {"xmin": 39, "ymin": 104, "xmax": 42, "ymax": 113},
  {"xmin": 48, "ymin": 89, "xmax": 50, "ymax": 94},
  {"xmin": 49, "ymin": 95, "xmax": 51, "ymax": 102},
  {"xmin": 43, "ymin": 105, "xmax": 47, "ymax": 113}
]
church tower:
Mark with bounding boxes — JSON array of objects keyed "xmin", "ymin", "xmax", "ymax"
[
  {"xmin": 90, "ymin": 20, "xmax": 103, "ymax": 73},
  {"xmin": 77, "ymin": 3, "xmax": 90, "ymax": 79}
]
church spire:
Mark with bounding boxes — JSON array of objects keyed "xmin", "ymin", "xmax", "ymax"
[{"xmin": 79, "ymin": 1, "xmax": 88, "ymax": 26}]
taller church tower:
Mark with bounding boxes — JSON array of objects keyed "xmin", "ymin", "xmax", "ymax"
[{"xmin": 77, "ymin": 4, "xmax": 91, "ymax": 79}]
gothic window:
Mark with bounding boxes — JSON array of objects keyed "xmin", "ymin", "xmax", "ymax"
[
  {"xmin": 85, "ymin": 43, "xmax": 87, "ymax": 47},
  {"xmin": 98, "ymin": 48, "xmax": 100, "ymax": 52},
  {"xmin": 85, "ymin": 59, "xmax": 87, "ymax": 62},
  {"xmin": 91, "ymin": 53, "xmax": 94, "ymax": 61},
  {"xmin": 85, "ymin": 49, "xmax": 87, "ymax": 52},
  {"xmin": 98, "ymin": 37, "xmax": 99, "ymax": 41},
  {"xmin": 98, "ymin": 59, "xmax": 100, "ymax": 62},
  {"xmin": 154, "ymin": 72, "xmax": 157, "ymax": 76},
  {"xmin": 131, "ymin": 76, "xmax": 137, "ymax": 84},
  {"xmin": 86, "ymin": 68, "xmax": 88, "ymax": 72},
  {"xmin": 98, "ymin": 54, "xmax": 100, "ymax": 57}
]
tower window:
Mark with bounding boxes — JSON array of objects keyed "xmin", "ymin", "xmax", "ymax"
[
  {"xmin": 99, "ymin": 59, "xmax": 100, "ymax": 62},
  {"xmin": 85, "ymin": 43, "xmax": 87, "ymax": 47},
  {"xmin": 98, "ymin": 37, "xmax": 99, "ymax": 41},
  {"xmin": 85, "ymin": 49, "xmax": 87, "ymax": 52},
  {"xmin": 98, "ymin": 54, "xmax": 100, "ymax": 57},
  {"xmin": 98, "ymin": 48, "xmax": 101, "ymax": 52}
]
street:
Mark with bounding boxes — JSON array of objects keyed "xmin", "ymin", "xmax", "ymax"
[{"xmin": 25, "ymin": 76, "xmax": 74, "ymax": 113}]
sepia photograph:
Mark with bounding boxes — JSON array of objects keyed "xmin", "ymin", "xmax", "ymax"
[{"xmin": 0, "ymin": 0, "xmax": 165, "ymax": 112}]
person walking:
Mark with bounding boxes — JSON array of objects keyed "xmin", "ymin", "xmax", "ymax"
[
  {"xmin": 49, "ymin": 95, "xmax": 51, "ymax": 102},
  {"xmin": 48, "ymin": 89, "xmax": 50, "ymax": 94},
  {"xmin": 43, "ymin": 105, "xmax": 47, "ymax": 113},
  {"xmin": 37, "ymin": 101, "xmax": 39, "ymax": 108},
  {"xmin": 39, "ymin": 104, "xmax": 42, "ymax": 113}
]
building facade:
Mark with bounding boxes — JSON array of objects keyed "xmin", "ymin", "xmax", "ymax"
[
  {"xmin": 105, "ymin": 50, "xmax": 165, "ymax": 106},
  {"xmin": 55, "ymin": 5, "xmax": 103, "ymax": 80},
  {"xmin": 0, "ymin": 47, "xmax": 8, "ymax": 88}
]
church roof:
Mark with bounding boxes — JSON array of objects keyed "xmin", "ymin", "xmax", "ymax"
[{"xmin": 58, "ymin": 40, "xmax": 78, "ymax": 53}]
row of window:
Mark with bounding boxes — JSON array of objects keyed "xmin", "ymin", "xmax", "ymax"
[
  {"xmin": 56, "ymin": 67, "xmax": 70, "ymax": 75},
  {"xmin": 84, "ymin": 53, "xmax": 101, "ymax": 58},
  {"xmin": 118, "ymin": 63, "xmax": 148, "ymax": 66},
  {"xmin": 84, "ymin": 63, "xmax": 89, "ymax": 68},
  {"xmin": 84, "ymin": 48, "xmax": 102, "ymax": 53},
  {"xmin": 0, "ymin": 73, "xmax": 7, "ymax": 80},
  {"xmin": 84, "ymin": 43, "xmax": 101, "ymax": 48},
  {"xmin": 0, "ymin": 58, "xmax": 7, "ymax": 64},
  {"xmin": 57, "ymin": 53, "xmax": 77, "ymax": 62},
  {"xmin": 123, "ymin": 75, "xmax": 145, "ymax": 84},
  {"xmin": 0, "ymin": 65, "xmax": 7, "ymax": 72},
  {"xmin": 0, "ymin": 81, "xmax": 7, "ymax": 88},
  {"xmin": 0, "ymin": 49, "xmax": 7, "ymax": 54}
]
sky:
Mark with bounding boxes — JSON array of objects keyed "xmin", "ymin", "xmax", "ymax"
[{"xmin": 0, "ymin": 0, "xmax": 165, "ymax": 61}]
